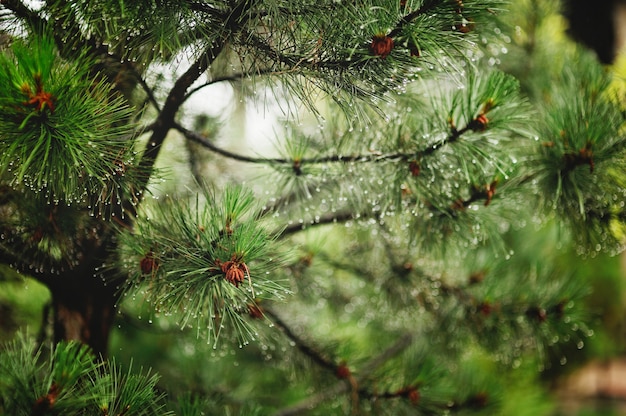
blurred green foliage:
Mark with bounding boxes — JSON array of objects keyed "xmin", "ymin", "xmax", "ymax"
[{"xmin": 0, "ymin": 265, "xmax": 49, "ymax": 343}]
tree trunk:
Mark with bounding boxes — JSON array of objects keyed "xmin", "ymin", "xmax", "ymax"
[
  {"xmin": 39, "ymin": 227, "xmax": 122, "ymax": 358},
  {"xmin": 48, "ymin": 272, "xmax": 118, "ymax": 358}
]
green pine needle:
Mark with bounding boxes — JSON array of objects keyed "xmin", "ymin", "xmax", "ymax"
[
  {"xmin": 118, "ymin": 185, "xmax": 289, "ymax": 347},
  {"xmin": 0, "ymin": 33, "xmax": 138, "ymax": 205}
]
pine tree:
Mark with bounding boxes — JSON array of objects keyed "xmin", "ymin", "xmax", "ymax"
[{"xmin": 1, "ymin": 0, "xmax": 625, "ymax": 414}]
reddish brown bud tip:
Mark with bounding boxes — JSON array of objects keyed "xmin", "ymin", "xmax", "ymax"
[
  {"xmin": 478, "ymin": 301, "xmax": 492, "ymax": 316},
  {"xmin": 484, "ymin": 180, "xmax": 497, "ymax": 206},
  {"xmin": 407, "ymin": 388, "xmax": 420, "ymax": 404},
  {"xmin": 469, "ymin": 271, "xmax": 485, "ymax": 284},
  {"xmin": 336, "ymin": 363, "xmax": 351, "ymax": 379},
  {"xmin": 370, "ymin": 35, "xmax": 394, "ymax": 58},
  {"xmin": 140, "ymin": 252, "xmax": 158, "ymax": 275},
  {"xmin": 470, "ymin": 114, "xmax": 489, "ymax": 131},
  {"xmin": 248, "ymin": 302, "xmax": 264, "ymax": 319}
]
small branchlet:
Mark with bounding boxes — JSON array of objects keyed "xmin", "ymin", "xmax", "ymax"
[
  {"xmin": 395, "ymin": 385, "xmax": 421, "ymax": 405},
  {"xmin": 447, "ymin": 180, "xmax": 499, "ymax": 214}
]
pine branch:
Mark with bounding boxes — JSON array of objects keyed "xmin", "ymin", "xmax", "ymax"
[
  {"xmin": 274, "ymin": 333, "xmax": 414, "ymax": 416},
  {"xmin": 357, "ymin": 386, "xmax": 492, "ymax": 414},
  {"xmin": 175, "ymin": 113, "xmax": 486, "ymax": 167},
  {"xmin": 0, "ymin": 0, "xmax": 45, "ymax": 27},
  {"xmin": 136, "ymin": 74, "xmax": 161, "ymax": 112},
  {"xmin": 277, "ymin": 211, "xmax": 369, "ymax": 237},
  {"xmin": 244, "ymin": 29, "xmax": 357, "ymax": 72},
  {"xmin": 186, "ymin": 1, "xmax": 227, "ymax": 18},
  {"xmin": 441, "ymin": 180, "xmax": 499, "ymax": 215},
  {"xmin": 182, "ymin": 67, "xmax": 279, "ymax": 104},
  {"xmin": 263, "ymin": 307, "xmax": 338, "ymax": 374},
  {"xmin": 388, "ymin": 0, "xmax": 441, "ymax": 38},
  {"xmin": 136, "ymin": 0, "xmax": 260, "ymax": 202},
  {"xmin": 173, "ymin": 122, "xmax": 284, "ymax": 164},
  {"xmin": 133, "ymin": 48, "xmax": 223, "ymax": 209}
]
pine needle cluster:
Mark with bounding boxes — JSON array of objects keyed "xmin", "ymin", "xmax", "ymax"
[
  {"xmin": 0, "ymin": 335, "xmax": 167, "ymax": 415},
  {"xmin": 118, "ymin": 186, "xmax": 288, "ymax": 346},
  {"xmin": 0, "ymin": 33, "xmax": 139, "ymax": 206}
]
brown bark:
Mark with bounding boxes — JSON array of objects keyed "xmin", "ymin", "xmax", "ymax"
[
  {"xmin": 47, "ymin": 271, "xmax": 118, "ymax": 358},
  {"xmin": 22, "ymin": 212, "xmax": 124, "ymax": 358}
]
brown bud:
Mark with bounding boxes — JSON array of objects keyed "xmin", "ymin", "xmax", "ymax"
[
  {"xmin": 370, "ymin": 34, "xmax": 394, "ymax": 58},
  {"xmin": 469, "ymin": 114, "xmax": 489, "ymax": 131},
  {"xmin": 336, "ymin": 363, "xmax": 351, "ymax": 379},
  {"xmin": 248, "ymin": 302, "xmax": 264, "ymax": 319},
  {"xmin": 478, "ymin": 301, "xmax": 492, "ymax": 316},
  {"xmin": 407, "ymin": 388, "xmax": 420, "ymax": 404},
  {"xmin": 140, "ymin": 251, "xmax": 158, "ymax": 275}
]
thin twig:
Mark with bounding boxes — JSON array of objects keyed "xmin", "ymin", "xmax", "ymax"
[
  {"xmin": 175, "ymin": 108, "xmax": 482, "ymax": 168},
  {"xmin": 388, "ymin": 0, "xmax": 440, "ymax": 38},
  {"xmin": 276, "ymin": 210, "xmax": 360, "ymax": 237},
  {"xmin": 273, "ymin": 333, "xmax": 414, "ymax": 416},
  {"xmin": 264, "ymin": 307, "xmax": 338, "ymax": 373},
  {"xmin": 0, "ymin": 0, "xmax": 45, "ymax": 27},
  {"xmin": 174, "ymin": 122, "xmax": 284, "ymax": 164}
]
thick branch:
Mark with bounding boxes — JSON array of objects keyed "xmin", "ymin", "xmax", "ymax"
[
  {"xmin": 138, "ymin": 45, "xmax": 222, "ymax": 173},
  {"xmin": 136, "ymin": 0, "xmax": 258, "ymax": 199},
  {"xmin": 0, "ymin": 0, "xmax": 45, "ymax": 27}
]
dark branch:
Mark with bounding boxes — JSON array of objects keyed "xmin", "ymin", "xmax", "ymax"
[
  {"xmin": 175, "ymin": 113, "xmax": 483, "ymax": 168},
  {"xmin": 0, "ymin": 0, "xmax": 45, "ymax": 27},
  {"xmin": 187, "ymin": 1, "xmax": 228, "ymax": 18},
  {"xmin": 136, "ymin": 0, "xmax": 259, "ymax": 202},
  {"xmin": 182, "ymin": 67, "xmax": 281, "ymax": 104},
  {"xmin": 274, "ymin": 333, "xmax": 414, "ymax": 416},
  {"xmin": 389, "ymin": 0, "xmax": 440, "ymax": 38},
  {"xmin": 276, "ymin": 210, "xmax": 360, "ymax": 237},
  {"xmin": 264, "ymin": 307, "xmax": 338, "ymax": 374},
  {"xmin": 174, "ymin": 123, "xmax": 285, "ymax": 164}
]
